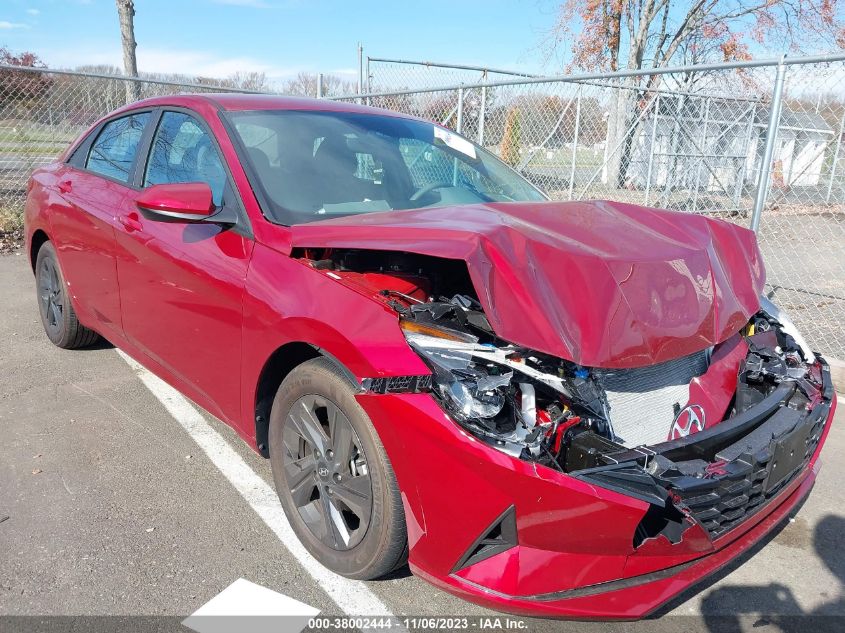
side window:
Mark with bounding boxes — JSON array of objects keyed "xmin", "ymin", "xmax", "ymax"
[
  {"xmin": 85, "ymin": 113, "xmax": 150, "ymax": 182},
  {"xmin": 144, "ymin": 112, "xmax": 227, "ymax": 205}
]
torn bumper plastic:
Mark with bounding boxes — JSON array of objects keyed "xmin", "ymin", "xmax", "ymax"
[
  {"xmin": 355, "ymin": 362, "xmax": 836, "ymax": 619},
  {"xmin": 416, "ymin": 462, "xmax": 823, "ymax": 619}
]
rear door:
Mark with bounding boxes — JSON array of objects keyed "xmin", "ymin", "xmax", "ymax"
[
  {"xmin": 48, "ymin": 111, "xmax": 152, "ymax": 338},
  {"xmin": 114, "ymin": 108, "xmax": 253, "ymax": 423}
]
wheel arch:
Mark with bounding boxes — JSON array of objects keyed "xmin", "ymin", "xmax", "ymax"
[
  {"xmin": 29, "ymin": 229, "xmax": 50, "ymax": 273},
  {"xmin": 253, "ymin": 341, "xmax": 361, "ymax": 457}
]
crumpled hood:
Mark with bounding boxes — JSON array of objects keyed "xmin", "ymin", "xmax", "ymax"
[{"xmin": 289, "ymin": 200, "xmax": 765, "ymax": 368}]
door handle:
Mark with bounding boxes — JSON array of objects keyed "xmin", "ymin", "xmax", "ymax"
[
  {"xmin": 118, "ymin": 213, "xmax": 144, "ymax": 233},
  {"xmin": 57, "ymin": 179, "xmax": 72, "ymax": 193}
]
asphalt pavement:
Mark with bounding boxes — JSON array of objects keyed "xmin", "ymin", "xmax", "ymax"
[{"xmin": 1, "ymin": 251, "xmax": 844, "ymax": 633}]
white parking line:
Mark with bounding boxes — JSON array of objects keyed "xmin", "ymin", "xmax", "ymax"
[{"xmin": 116, "ymin": 349, "xmax": 403, "ymax": 621}]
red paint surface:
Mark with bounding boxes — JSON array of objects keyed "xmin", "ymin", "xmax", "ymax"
[
  {"xmin": 135, "ymin": 182, "xmax": 215, "ymax": 216},
  {"xmin": 289, "ymin": 200, "xmax": 766, "ymax": 368},
  {"xmin": 674, "ymin": 334, "xmax": 749, "ymax": 440},
  {"xmin": 23, "ymin": 94, "xmax": 831, "ymax": 619},
  {"xmin": 412, "ymin": 457, "xmax": 825, "ymax": 619}
]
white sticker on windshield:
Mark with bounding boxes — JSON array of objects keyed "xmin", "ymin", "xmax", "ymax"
[{"xmin": 434, "ymin": 127, "xmax": 477, "ymax": 159}]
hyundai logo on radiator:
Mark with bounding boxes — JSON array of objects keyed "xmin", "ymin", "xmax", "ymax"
[{"xmin": 670, "ymin": 404, "xmax": 706, "ymax": 440}]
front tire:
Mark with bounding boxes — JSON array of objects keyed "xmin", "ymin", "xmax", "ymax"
[
  {"xmin": 268, "ymin": 358, "xmax": 407, "ymax": 579},
  {"xmin": 35, "ymin": 241, "xmax": 99, "ymax": 349}
]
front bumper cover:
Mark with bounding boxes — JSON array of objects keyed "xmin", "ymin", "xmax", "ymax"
[
  {"xmin": 415, "ymin": 461, "xmax": 821, "ymax": 619},
  {"xmin": 356, "ymin": 360, "xmax": 836, "ymax": 619}
]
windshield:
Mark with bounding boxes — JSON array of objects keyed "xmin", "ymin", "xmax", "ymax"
[{"xmin": 226, "ymin": 110, "xmax": 546, "ymax": 225}]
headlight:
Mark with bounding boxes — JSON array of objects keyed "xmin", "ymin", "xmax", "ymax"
[
  {"xmin": 399, "ymin": 311, "xmax": 626, "ymax": 466},
  {"xmin": 758, "ymin": 296, "xmax": 815, "ymax": 362},
  {"xmin": 400, "ymin": 320, "xmax": 512, "ymax": 422},
  {"xmin": 399, "ymin": 316, "xmax": 614, "ymax": 461}
]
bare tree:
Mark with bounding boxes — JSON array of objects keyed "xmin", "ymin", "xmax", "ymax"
[
  {"xmin": 544, "ymin": 0, "xmax": 845, "ymax": 187},
  {"xmin": 115, "ymin": 0, "xmax": 140, "ymax": 103},
  {"xmin": 283, "ymin": 72, "xmax": 355, "ymax": 98},
  {"xmin": 228, "ymin": 71, "xmax": 269, "ymax": 92}
]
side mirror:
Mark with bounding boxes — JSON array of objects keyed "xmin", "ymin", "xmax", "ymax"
[{"xmin": 136, "ymin": 182, "xmax": 234, "ymax": 224}]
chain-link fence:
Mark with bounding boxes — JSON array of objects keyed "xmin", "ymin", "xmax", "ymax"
[
  {"xmin": 366, "ymin": 57, "xmax": 540, "ymax": 93},
  {"xmin": 345, "ymin": 55, "xmax": 845, "ymax": 359},
  {"xmin": 1, "ymin": 58, "xmax": 843, "ymax": 358},
  {"xmin": 0, "ymin": 65, "xmax": 257, "ymax": 234}
]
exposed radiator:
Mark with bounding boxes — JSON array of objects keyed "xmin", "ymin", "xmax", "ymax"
[{"xmin": 594, "ymin": 350, "xmax": 710, "ymax": 448}]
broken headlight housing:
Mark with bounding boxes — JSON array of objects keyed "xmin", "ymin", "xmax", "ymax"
[
  {"xmin": 758, "ymin": 296, "xmax": 815, "ymax": 363},
  {"xmin": 399, "ymin": 316, "xmax": 610, "ymax": 462},
  {"xmin": 400, "ymin": 320, "xmax": 512, "ymax": 421}
]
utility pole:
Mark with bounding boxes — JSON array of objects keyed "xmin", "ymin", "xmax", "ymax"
[{"xmin": 115, "ymin": 0, "xmax": 140, "ymax": 103}]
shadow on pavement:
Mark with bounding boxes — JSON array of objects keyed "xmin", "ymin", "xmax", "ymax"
[
  {"xmin": 695, "ymin": 514, "xmax": 844, "ymax": 633},
  {"xmin": 650, "ymin": 494, "xmax": 812, "ymax": 619}
]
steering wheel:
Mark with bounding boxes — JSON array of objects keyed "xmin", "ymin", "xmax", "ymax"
[{"xmin": 409, "ymin": 181, "xmax": 452, "ymax": 201}]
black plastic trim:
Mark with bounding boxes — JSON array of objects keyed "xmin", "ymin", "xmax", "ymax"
[
  {"xmin": 572, "ymin": 463, "xmax": 670, "ymax": 506},
  {"xmin": 362, "ymin": 375, "xmax": 433, "ymax": 394},
  {"xmin": 313, "ymin": 347, "xmax": 363, "ymax": 392},
  {"xmin": 452, "ymin": 505, "xmax": 518, "ymax": 572}
]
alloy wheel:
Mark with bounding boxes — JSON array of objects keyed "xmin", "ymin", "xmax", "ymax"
[{"xmin": 282, "ymin": 394, "xmax": 373, "ymax": 551}]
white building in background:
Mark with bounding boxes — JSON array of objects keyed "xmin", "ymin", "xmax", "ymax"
[
  {"xmin": 749, "ymin": 109, "xmax": 835, "ymax": 188},
  {"xmin": 617, "ymin": 97, "xmax": 835, "ymax": 197}
]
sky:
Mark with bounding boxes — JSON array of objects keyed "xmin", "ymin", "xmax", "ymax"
[{"xmin": 0, "ymin": 0, "xmax": 560, "ymax": 82}]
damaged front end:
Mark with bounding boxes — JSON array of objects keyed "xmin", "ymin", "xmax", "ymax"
[
  {"xmin": 396, "ymin": 290, "xmax": 833, "ymax": 545},
  {"xmin": 296, "ymin": 247, "xmax": 833, "ymax": 551}
]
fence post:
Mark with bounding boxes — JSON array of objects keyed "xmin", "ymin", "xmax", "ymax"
[
  {"xmin": 357, "ymin": 43, "xmax": 363, "ymax": 96},
  {"xmin": 568, "ymin": 86, "xmax": 582, "ymax": 200},
  {"xmin": 751, "ymin": 59, "xmax": 787, "ymax": 233},
  {"xmin": 478, "ymin": 78, "xmax": 487, "ymax": 145},
  {"xmin": 316, "ymin": 73, "xmax": 323, "ymax": 99},
  {"xmin": 826, "ymin": 107, "xmax": 845, "ymax": 203},
  {"xmin": 644, "ymin": 93, "xmax": 660, "ymax": 206},
  {"xmin": 366, "ymin": 57, "xmax": 372, "ymax": 105},
  {"xmin": 456, "ymin": 87, "xmax": 464, "ymax": 134}
]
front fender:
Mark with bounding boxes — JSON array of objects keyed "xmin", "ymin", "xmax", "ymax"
[{"xmin": 240, "ymin": 242, "xmax": 429, "ymax": 436}]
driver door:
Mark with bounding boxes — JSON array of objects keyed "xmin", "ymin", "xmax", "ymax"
[{"xmin": 115, "ymin": 109, "xmax": 253, "ymax": 422}]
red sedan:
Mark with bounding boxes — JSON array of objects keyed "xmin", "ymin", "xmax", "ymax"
[{"xmin": 24, "ymin": 94, "xmax": 836, "ymax": 619}]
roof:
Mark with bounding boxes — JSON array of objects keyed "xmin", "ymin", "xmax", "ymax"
[
  {"xmin": 651, "ymin": 99, "xmax": 835, "ymax": 134},
  {"xmin": 128, "ymin": 93, "xmax": 410, "ymax": 117},
  {"xmin": 757, "ymin": 106, "xmax": 833, "ymax": 134},
  {"xmin": 69, "ymin": 93, "xmax": 429, "ymax": 162}
]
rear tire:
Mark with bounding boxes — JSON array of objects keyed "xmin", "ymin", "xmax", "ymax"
[
  {"xmin": 35, "ymin": 241, "xmax": 100, "ymax": 349},
  {"xmin": 268, "ymin": 357, "xmax": 408, "ymax": 579}
]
